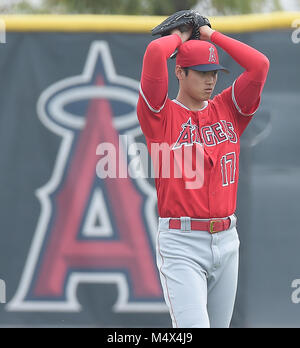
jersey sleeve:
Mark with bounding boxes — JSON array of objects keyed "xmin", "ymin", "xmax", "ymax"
[
  {"xmin": 137, "ymin": 91, "xmax": 169, "ymax": 141},
  {"xmin": 216, "ymin": 84, "xmax": 255, "ymax": 137},
  {"xmin": 219, "ymin": 74, "xmax": 268, "ymax": 136}
]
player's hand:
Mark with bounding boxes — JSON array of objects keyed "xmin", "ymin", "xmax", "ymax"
[
  {"xmin": 199, "ymin": 25, "xmax": 215, "ymax": 41},
  {"xmin": 171, "ymin": 27, "xmax": 193, "ymax": 43}
]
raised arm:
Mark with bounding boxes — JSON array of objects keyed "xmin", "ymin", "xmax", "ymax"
[
  {"xmin": 200, "ymin": 26, "xmax": 270, "ymax": 115},
  {"xmin": 140, "ymin": 29, "xmax": 191, "ymax": 111}
]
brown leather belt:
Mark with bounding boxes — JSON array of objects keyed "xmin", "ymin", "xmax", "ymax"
[{"xmin": 169, "ymin": 218, "xmax": 231, "ymax": 234}]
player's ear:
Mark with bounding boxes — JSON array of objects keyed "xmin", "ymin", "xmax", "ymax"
[{"xmin": 175, "ymin": 65, "xmax": 186, "ymax": 81}]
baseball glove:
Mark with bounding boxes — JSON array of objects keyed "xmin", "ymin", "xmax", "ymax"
[{"xmin": 151, "ymin": 10, "xmax": 211, "ymax": 40}]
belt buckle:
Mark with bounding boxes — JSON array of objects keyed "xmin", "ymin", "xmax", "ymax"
[{"xmin": 209, "ymin": 220, "xmax": 221, "ymax": 234}]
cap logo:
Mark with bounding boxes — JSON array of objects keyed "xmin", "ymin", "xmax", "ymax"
[{"xmin": 208, "ymin": 47, "xmax": 217, "ymax": 63}]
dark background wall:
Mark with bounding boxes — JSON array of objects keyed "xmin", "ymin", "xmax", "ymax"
[{"xmin": 0, "ymin": 29, "xmax": 299, "ymax": 328}]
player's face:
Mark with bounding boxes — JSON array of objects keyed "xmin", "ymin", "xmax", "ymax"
[{"xmin": 182, "ymin": 69, "xmax": 218, "ymax": 101}]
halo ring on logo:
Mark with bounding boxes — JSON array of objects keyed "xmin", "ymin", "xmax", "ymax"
[{"xmin": 47, "ymin": 86, "xmax": 139, "ymax": 130}]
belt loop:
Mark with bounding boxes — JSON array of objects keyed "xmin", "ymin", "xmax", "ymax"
[
  {"xmin": 229, "ymin": 214, "xmax": 237, "ymax": 229},
  {"xmin": 180, "ymin": 217, "xmax": 191, "ymax": 232},
  {"xmin": 159, "ymin": 217, "xmax": 170, "ymax": 231}
]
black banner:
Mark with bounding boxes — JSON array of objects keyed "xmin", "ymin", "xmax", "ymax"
[{"xmin": 0, "ymin": 30, "xmax": 299, "ymax": 328}]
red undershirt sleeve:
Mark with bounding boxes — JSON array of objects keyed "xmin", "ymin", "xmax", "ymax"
[
  {"xmin": 137, "ymin": 34, "xmax": 182, "ymax": 140},
  {"xmin": 140, "ymin": 34, "xmax": 182, "ymax": 111}
]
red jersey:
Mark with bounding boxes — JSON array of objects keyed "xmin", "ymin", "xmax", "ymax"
[{"xmin": 137, "ymin": 32, "xmax": 269, "ymax": 219}]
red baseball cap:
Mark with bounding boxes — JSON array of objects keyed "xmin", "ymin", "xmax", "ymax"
[{"xmin": 176, "ymin": 40, "xmax": 229, "ymax": 73}]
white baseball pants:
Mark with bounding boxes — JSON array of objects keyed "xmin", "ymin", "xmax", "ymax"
[{"xmin": 156, "ymin": 215, "xmax": 240, "ymax": 328}]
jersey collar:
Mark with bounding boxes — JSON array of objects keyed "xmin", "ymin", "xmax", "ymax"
[{"xmin": 172, "ymin": 99, "xmax": 209, "ymax": 112}]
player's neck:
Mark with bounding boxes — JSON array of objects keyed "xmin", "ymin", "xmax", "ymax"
[{"xmin": 176, "ymin": 92, "xmax": 207, "ymax": 111}]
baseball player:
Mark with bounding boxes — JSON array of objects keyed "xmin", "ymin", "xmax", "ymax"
[{"xmin": 137, "ymin": 11, "xmax": 269, "ymax": 328}]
